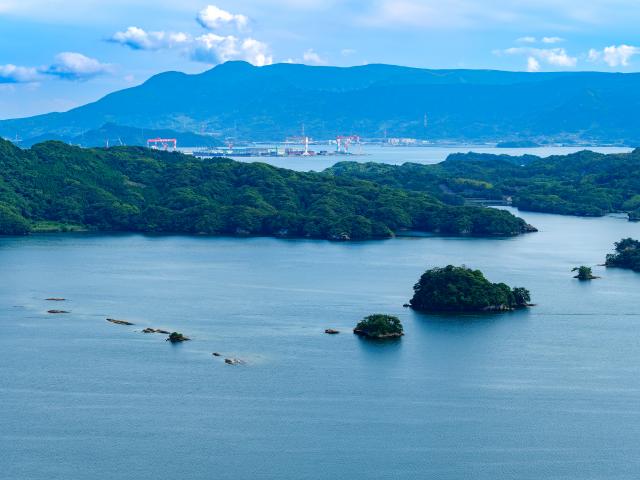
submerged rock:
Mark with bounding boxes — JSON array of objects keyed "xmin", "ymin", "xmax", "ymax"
[
  {"xmin": 212, "ymin": 352, "xmax": 222, "ymax": 357},
  {"xmin": 224, "ymin": 358, "xmax": 246, "ymax": 366},
  {"xmin": 106, "ymin": 318, "xmax": 134, "ymax": 326},
  {"xmin": 47, "ymin": 309, "xmax": 69, "ymax": 314},
  {"xmin": 166, "ymin": 332, "xmax": 190, "ymax": 343},
  {"xmin": 142, "ymin": 328, "xmax": 170, "ymax": 334},
  {"xmin": 324, "ymin": 328, "xmax": 340, "ymax": 334}
]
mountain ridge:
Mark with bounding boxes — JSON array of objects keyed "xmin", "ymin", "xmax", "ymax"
[{"xmin": 3, "ymin": 61, "xmax": 640, "ymax": 144}]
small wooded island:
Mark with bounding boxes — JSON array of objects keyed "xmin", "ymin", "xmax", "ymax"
[
  {"xmin": 353, "ymin": 314, "xmax": 404, "ymax": 339},
  {"xmin": 409, "ymin": 265, "xmax": 531, "ymax": 313},
  {"xmin": 606, "ymin": 238, "xmax": 640, "ymax": 272},
  {"xmin": 572, "ymin": 266, "xmax": 598, "ymax": 280}
]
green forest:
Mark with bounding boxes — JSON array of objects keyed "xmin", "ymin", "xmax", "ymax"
[
  {"xmin": 606, "ymin": 238, "xmax": 640, "ymax": 272},
  {"xmin": 328, "ymin": 149, "xmax": 640, "ymax": 220},
  {"xmin": 410, "ymin": 265, "xmax": 531, "ymax": 312},
  {"xmin": 0, "ymin": 139, "xmax": 534, "ymax": 240}
]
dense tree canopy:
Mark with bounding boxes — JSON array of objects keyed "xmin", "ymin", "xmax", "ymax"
[
  {"xmin": 410, "ymin": 265, "xmax": 531, "ymax": 313},
  {"xmin": 0, "ymin": 139, "xmax": 534, "ymax": 240},
  {"xmin": 606, "ymin": 238, "xmax": 640, "ymax": 272},
  {"xmin": 353, "ymin": 314, "xmax": 404, "ymax": 339},
  {"xmin": 328, "ymin": 149, "xmax": 640, "ymax": 220}
]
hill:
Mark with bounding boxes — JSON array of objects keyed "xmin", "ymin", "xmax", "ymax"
[
  {"xmin": 0, "ymin": 139, "xmax": 534, "ymax": 239},
  {"xmin": 2, "ymin": 62, "xmax": 640, "ymax": 144},
  {"xmin": 327, "ymin": 149, "xmax": 640, "ymax": 219},
  {"xmin": 20, "ymin": 123, "xmax": 221, "ymax": 148}
]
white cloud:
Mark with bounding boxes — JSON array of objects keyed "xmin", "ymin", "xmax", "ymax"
[
  {"xmin": 542, "ymin": 36, "xmax": 564, "ymax": 44},
  {"xmin": 527, "ymin": 56, "xmax": 540, "ymax": 72},
  {"xmin": 240, "ymin": 38, "xmax": 273, "ymax": 66},
  {"xmin": 341, "ymin": 48, "xmax": 356, "ymax": 57},
  {"xmin": 500, "ymin": 47, "xmax": 577, "ymax": 69},
  {"xmin": 43, "ymin": 52, "xmax": 112, "ymax": 80},
  {"xmin": 110, "ymin": 26, "xmax": 190, "ymax": 51},
  {"xmin": 0, "ymin": 64, "xmax": 40, "ymax": 83},
  {"xmin": 196, "ymin": 5, "xmax": 249, "ymax": 31},
  {"xmin": 588, "ymin": 44, "xmax": 640, "ymax": 67},
  {"xmin": 192, "ymin": 34, "xmax": 272, "ymax": 66},
  {"xmin": 108, "ymin": 6, "xmax": 271, "ymax": 67},
  {"xmin": 302, "ymin": 49, "xmax": 328, "ymax": 65},
  {"xmin": 517, "ymin": 36, "xmax": 536, "ymax": 43}
]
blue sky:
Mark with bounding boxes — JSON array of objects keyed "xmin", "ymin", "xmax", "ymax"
[{"xmin": 1, "ymin": 0, "xmax": 640, "ymax": 119}]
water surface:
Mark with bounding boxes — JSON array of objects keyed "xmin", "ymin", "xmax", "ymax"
[
  {"xmin": 221, "ymin": 145, "xmax": 632, "ymax": 171},
  {"xmin": 1, "ymin": 209, "xmax": 640, "ymax": 479}
]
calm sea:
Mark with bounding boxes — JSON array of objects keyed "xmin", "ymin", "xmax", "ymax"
[{"xmin": 2, "ymin": 208, "xmax": 640, "ymax": 479}]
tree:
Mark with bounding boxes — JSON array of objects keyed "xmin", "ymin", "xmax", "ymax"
[
  {"xmin": 512, "ymin": 287, "xmax": 531, "ymax": 306},
  {"xmin": 572, "ymin": 266, "xmax": 596, "ymax": 280}
]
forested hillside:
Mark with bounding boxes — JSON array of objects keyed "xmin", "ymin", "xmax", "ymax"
[
  {"xmin": 0, "ymin": 139, "xmax": 534, "ymax": 239},
  {"xmin": 328, "ymin": 149, "xmax": 640, "ymax": 219}
]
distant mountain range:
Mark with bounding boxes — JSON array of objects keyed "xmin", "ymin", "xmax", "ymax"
[
  {"xmin": 17, "ymin": 123, "xmax": 221, "ymax": 148},
  {"xmin": 2, "ymin": 61, "xmax": 640, "ymax": 145}
]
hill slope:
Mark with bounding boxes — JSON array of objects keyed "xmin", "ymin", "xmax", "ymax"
[
  {"xmin": 2, "ymin": 62, "xmax": 640, "ymax": 144},
  {"xmin": 327, "ymin": 148, "xmax": 640, "ymax": 219},
  {"xmin": 0, "ymin": 139, "xmax": 534, "ymax": 239}
]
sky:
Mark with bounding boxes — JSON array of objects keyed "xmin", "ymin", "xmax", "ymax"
[{"xmin": 1, "ymin": 0, "xmax": 640, "ymax": 120}]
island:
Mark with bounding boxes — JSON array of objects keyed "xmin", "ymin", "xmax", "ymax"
[
  {"xmin": 0, "ymin": 139, "xmax": 535, "ymax": 240},
  {"xmin": 166, "ymin": 332, "xmax": 190, "ymax": 343},
  {"xmin": 328, "ymin": 148, "xmax": 640, "ymax": 221},
  {"xmin": 605, "ymin": 238, "xmax": 640, "ymax": 272},
  {"xmin": 572, "ymin": 266, "xmax": 598, "ymax": 280},
  {"xmin": 409, "ymin": 265, "xmax": 531, "ymax": 313},
  {"xmin": 353, "ymin": 314, "xmax": 404, "ymax": 339}
]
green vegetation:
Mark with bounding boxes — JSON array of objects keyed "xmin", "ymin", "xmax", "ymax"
[
  {"xmin": 606, "ymin": 238, "xmax": 640, "ymax": 272},
  {"xmin": 409, "ymin": 265, "xmax": 531, "ymax": 313},
  {"xmin": 328, "ymin": 149, "xmax": 640, "ymax": 220},
  {"xmin": 572, "ymin": 266, "xmax": 597, "ymax": 280},
  {"xmin": 353, "ymin": 314, "xmax": 404, "ymax": 339},
  {"xmin": 0, "ymin": 139, "xmax": 534, "ymax": 240},
  {"xmin": 167, "ymin": 332, "xmax": 190, "ymax": 343}
]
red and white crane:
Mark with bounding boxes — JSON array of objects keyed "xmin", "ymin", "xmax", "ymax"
[
  {"xmin": 336, "ymin": 135, "xmax": 360, "ymax": 154},
  {"xmin": 147, "ymin": 138, "xmax": 177, "ymax": 151}
]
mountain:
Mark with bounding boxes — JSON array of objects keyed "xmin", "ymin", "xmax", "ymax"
[
  {"xmin": 19, "ymin": 123, "xmax": 222, "ymax": 148},
  {"xmin": 2, "ymin": 61, "xmax": 640, "ymax": 144}
]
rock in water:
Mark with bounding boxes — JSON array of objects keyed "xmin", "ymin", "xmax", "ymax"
[
  {"xmin": 47, "ymin": 310, "xmax": 69, "ymax": 314},
  {"xmin": 106, "ymin": 318, "xmax": 134, "ymax": 326},
  {"xmin": 142, "ymin": 328, "xmax": 170, "ymax": 334},
  {"xmin": 325, "ymin": 329, "xmax": 340, "ymax": 334},
  {"xmin": 45, "ymin": 298, "xmax": 66, "ymax": 301},
  {"xmin": 224, "ymin": 358, "xmax": 245, "ymax": 366}
]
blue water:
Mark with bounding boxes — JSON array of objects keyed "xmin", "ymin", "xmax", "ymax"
[
  {"xmin": 2, "ymin": 209, "xmax": 640, "ymax": 479},
  {"xmin": 224, "ymin": 145, "xmax": 632, "ymax": 171}
]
